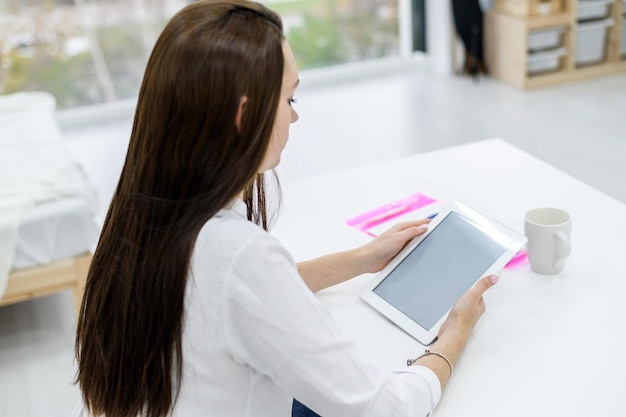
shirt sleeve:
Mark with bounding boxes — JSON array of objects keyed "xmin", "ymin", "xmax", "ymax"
[{"xmin": 221, "ymin": 232, "xmax": 441, "ymax": 417}]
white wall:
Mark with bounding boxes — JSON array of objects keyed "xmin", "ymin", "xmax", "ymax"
[{"xmin": 426, "ymin": 0, "xmax": 455, "ymax": 75}]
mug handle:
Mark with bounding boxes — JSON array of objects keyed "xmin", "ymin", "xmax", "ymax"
[{"xmin": 553, "ymin": 231, "xmax": 571, "ymax": 270}]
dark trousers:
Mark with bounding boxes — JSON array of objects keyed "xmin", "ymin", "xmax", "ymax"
[{"xmin": 292, "ymin": 399, "xmax": 321, "ymax": 417}]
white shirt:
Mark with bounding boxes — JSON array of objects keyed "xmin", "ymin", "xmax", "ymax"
[
  {"xmin": 72, "ymin": 200, "xmax": 441, "ymax": 417},
  {"xmin": 174, "ymin": 200, "xmax": 440, "ymax": 416}
]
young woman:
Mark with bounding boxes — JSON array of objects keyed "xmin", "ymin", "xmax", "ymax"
[{"xmin": 74, "ymin": 1, "xmax": 498, "ymax": 416}]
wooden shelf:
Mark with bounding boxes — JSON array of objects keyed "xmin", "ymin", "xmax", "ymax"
[
  {"xmin": 526, "ymin": 12, "xmax": 573, "ymax": 30},
  {"xmin": 525, "ymin": 60, "xmax": 626, "ymax": 88},
  {"xmin": 485, "ymin": 1, "xmax": 626, "ymax": 89}
]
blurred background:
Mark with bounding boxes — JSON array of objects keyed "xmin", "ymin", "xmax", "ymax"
[
  {"xmin": 0, "ymin": 0, "xmax": 426, "ymax": 109},
  {"xmin": 1, "ymin": 1, "xmax": 625, "ymax": 416}
]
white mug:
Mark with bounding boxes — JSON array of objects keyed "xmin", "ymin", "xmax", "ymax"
[{"xmin": 524, "ymin": 208, "xmax": 572, "ymax": 275}]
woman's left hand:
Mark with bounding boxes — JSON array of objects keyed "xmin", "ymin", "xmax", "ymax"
[
  {"xmin": 357, "ymin": 219, "xmax": 430, "ymax": 274},
  {"xmin": 298, "ymin": 219, "xmax": 430, "ymax": 292}
]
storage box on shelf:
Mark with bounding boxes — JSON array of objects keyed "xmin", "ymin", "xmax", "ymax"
[
  {"xmin": 576, "ymin": 18, "xmax": 614, "ymax": 65},
  {"xmin": 576, "ymin": 0, "xmax": 616, "ymax": 66},
  {"xmin": 528, "ymin": 47, "xmax": 568, "ymax": 74},
  {"xmin": 577, "ymin": 0, "xmax": 613, "ymax": 20},
  {"xmin": 485, "ymin": 0, "xmax": 626, "ymax": 89},
  {"xmin": 527, "ymin": 26, "xmax": 568, "ymax": 74}
]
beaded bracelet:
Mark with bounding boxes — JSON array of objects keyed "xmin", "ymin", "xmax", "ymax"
[{"xmin": 406, "ymin": 349, "xmax": 454, "ymax": 378}]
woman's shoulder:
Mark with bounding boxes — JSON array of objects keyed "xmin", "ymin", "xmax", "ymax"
[
  {"xmin": 190, "ymin": 209, "xmax": 297, "ymax": 297},
  {"xmin": 194, "ymin": 207, "xmax": 290, "ymax": 266}
]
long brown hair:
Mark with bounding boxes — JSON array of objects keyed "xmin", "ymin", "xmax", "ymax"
[{"xmin": 75, "ymin": 2, "xmax": 285, "ymax": 416}]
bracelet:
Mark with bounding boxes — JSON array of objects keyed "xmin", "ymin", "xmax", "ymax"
[{"xmin": 407, "ymin": 349, "xmax": 454, "ymax": 378}]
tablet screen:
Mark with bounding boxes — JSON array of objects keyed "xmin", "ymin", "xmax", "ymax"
[{"xmin": 372, "ymin": 211, "xmax": 507, "ymax": 330}]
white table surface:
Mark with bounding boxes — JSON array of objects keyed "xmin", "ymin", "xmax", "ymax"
[{"xmin": 272, "ymin": 138, "xmax": 626, "ymax": 417}]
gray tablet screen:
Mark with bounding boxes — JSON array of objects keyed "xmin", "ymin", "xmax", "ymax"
[{"xmin": 373, "ymin": 211, "xmax": 506, "ymax": 330}]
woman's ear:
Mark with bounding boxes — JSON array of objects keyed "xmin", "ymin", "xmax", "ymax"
[{"xmin": 235, "ymin": 96, "xmax": 248, "ymax": 133}]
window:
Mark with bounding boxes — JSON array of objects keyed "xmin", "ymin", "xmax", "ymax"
[
  {"xmin": 0, "ymin": 0, "xmax": 186, "ymax": 109},
  {"xmin": 0, "ymin": 0, "xmax": 424, "ymax": 110},
  {"xmin": 271, "ymin": 0, "xmax": 400, "ymax": 70}
]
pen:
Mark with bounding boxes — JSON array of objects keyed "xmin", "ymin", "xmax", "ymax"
[
  {"xmin": 347, "ymin": 196, "xmax": 419, "ymax": 226},
  {"xmin": 346, "ymin": 193, "xmax": 436, "ymax": 226},
  {"xmin": 361, "ymin": 204, "xmax": 414, "ymax": 228}
]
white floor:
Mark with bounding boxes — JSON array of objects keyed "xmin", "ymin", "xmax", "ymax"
[{"xmin": 1, "ymin": 68, "xmax": 625, "ymax": 417}]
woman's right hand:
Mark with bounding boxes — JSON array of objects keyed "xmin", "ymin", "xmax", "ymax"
[
  {"xmin": 413, "ymin": 274, "xmax": 499, "ymax": 389},
  {"xmin": 438, "ymin": 274, "xmax": 500, "ymax": 340}
]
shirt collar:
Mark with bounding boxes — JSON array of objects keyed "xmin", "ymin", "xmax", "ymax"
[{"xmin": 218, "ymin": 198, "xmax": 247, "ymax": 220}]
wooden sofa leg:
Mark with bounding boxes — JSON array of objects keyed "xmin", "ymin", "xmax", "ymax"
[{"xmin": 72, "ymin": 254, "xmax": 92, "ymax": 315}]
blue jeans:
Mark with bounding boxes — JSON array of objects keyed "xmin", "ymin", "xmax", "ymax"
[{"xmin": 292, "ymin": 399, "xmax": 321, "ymax": 417}]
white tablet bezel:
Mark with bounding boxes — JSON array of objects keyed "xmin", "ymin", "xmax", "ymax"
[{"xmin": 359, "ymin": 201, "xmax": 527, "ymax": 346}]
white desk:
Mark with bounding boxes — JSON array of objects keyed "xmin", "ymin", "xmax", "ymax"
[{"xmin": 272, "ymin": 139, "xmax": 626, "ymax": 417}]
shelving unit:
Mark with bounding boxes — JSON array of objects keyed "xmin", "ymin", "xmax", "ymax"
[{"xmin": 485, "ymin": 0, "xmax": 626, "ymax": 89}]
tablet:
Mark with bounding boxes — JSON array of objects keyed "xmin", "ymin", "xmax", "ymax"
[{"xmin": 360, "ymin": 201, "xmax": 527, "ymax": 345}]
